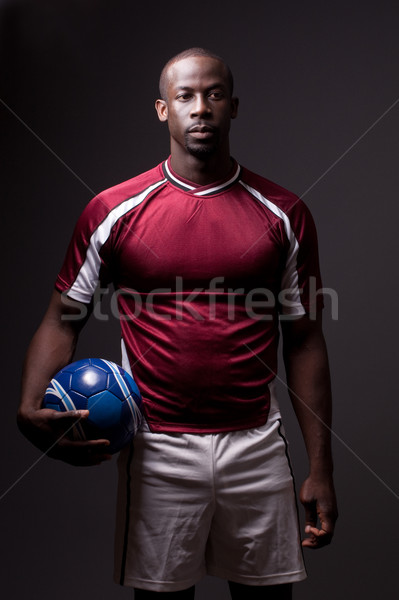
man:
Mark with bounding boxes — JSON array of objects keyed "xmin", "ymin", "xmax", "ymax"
[{"xmin": 18, "ymin": 48, "xmax": 337, "ymax": 599}]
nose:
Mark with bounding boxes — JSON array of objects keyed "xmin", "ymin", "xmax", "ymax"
[{"xmin": 190, "ymin": 94, "xmax": 211, "ymax": 118}]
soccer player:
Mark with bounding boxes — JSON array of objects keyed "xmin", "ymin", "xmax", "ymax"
[{"xmin": 18, "ymin": 48, "xmax": 338, "ymax": 599}]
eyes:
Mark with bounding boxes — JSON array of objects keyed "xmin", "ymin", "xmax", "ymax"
[{"xmin": 175, "ymin": 90, "xmax": 225, "ymax": 102}]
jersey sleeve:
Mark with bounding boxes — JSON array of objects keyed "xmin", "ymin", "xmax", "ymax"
[
  {"xmin": 279, "ymin": 198, "xmax": 324, "ymax": 316},
  {"xmin": 55, "ymin": 194, "xmax": 114, "ymax": 304}
]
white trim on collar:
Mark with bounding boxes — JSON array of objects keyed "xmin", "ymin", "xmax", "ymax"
[
  {"xmin": 164, "ymin": 160, "xmax": 196, "ymax": 190},
  {"xmin": 194, "ymin": 163, "xmax": 241, "ymax": 196},
  {"xmin": 163, "ymin": 159, "xmax": 241, "ymax": 196}
]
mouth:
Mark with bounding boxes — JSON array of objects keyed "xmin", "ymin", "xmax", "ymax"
[{"xmin": 187, "ymin": 125, "xmax": 216, "ymax": 139}]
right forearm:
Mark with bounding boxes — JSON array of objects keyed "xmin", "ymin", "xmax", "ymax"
[
  {"xmin": 19, "ymin": 320, "xmax": 78, "ymax": 416},
  {"xmin": 17, "ymin": 316, "xmax": 79, "ymax": 454},
  {"xmin": 18, "ymin": 290, "xmax": 87, "ymax": 419},
  {"xmin": 17, "ymin": 291, "xmax": 112, "ymax": 465}
]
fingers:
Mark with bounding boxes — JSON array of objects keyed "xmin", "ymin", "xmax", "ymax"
[
  {"xmin": 27, "ymin": 408, "xmax": 114, "ymax": 466},
  {"xmin": 302, "ymin": 521, "xmax": 334, "ymax": 549},
  {"xmin": 45, "ymin": 408, "xmax": 89, "ymax": 426},
  {"xmin": 300, "ymin": 476, "xmax": 338, "ymax": 549},
  {"xmin": 22, "ymin": 407, "xmax": 89, "ymax": 437},
  {"xmin": 301, "ymin": 501, "xmax": 337, "ymax": 548},
  {"xmin": 49, "ymin": 409, "xmax": 89, "ymax": 440},
  {"xmin": 303, "ymin": 499, "xmax": 318, "ymax": 530},
  {"xmin": 48, "ymin": 438, "xmax": 113, "ymax": 466}
]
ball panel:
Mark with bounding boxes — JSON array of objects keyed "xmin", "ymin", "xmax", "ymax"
[
  {"xmin": 70, "ymin": 365, "xmax": 108, "ymax": 396},
  {"xmin": 89, "ymin": 358, "xmax": 110, "ymax": 373},
  {"xmin": 44, "ymin": 380, "xmax": 77, "ymax": 411},
  {"xmin": 52, "ymin": 371, "xmax": 73, "ymax": 396},
  {"xmin": 123, "ymin": 396, "xmax": 142, "ymax": 435},
  {"xmin": 123, "ymin": 370, "xmax": 141, "ymax": 398},
  {"xmin": 43, "ymin": 401, "xmax": 62, "ymax": 412},
  {"xmin": 62, "ymin": 359, "xmax": 90, "ymax": 374},
  {"xmin": 101, "ymin": 359, "xmax": 132, "ymax": 401},
  {"xmin": 87, "ymin": 391, "xmax": 122, "ymax": 428}
]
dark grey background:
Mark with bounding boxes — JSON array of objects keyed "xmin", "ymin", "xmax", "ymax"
[{"xmin": 1, "ymin": 0, "xmax": 398, "ymax": 598}]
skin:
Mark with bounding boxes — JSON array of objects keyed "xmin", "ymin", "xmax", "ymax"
[
  {"xmin": 18, "ymin": 54, "xmax": 337, "ymax": 598},
  {"xmin": 18, "ymin": 291, "xmax": 113, "ymax": 466},
  {"xmin": 281, "ymin": 313, "xmax": 338, "ymax": 550},
  {"xmin": 155, "ymin": 55, "xmax": 238, "ymax": 185},
  {"xmin": 157, "ymin": 58, "xmax": 338, "ymax": 552}
]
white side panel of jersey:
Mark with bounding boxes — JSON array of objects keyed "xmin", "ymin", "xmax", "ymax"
[
  {"xmin": 67, "ymin": 179, "xmax": 166, "ymax": 303},
  {"xmin": 239, "ymin": 181, "xmax": 305, "ymax": 316},
  {"xmin": 121, "ymin": 338, "xmax": 132, "ymax": 376}
]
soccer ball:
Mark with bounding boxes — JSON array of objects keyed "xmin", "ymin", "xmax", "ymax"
[{"xmin": 43, "ymin": 358, "xmax": 142, "ymax": 454}]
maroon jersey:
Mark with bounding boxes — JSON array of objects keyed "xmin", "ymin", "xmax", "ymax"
[{"xmin": 56, "ymin": 158, "xmax": 323, "ymax": 433}]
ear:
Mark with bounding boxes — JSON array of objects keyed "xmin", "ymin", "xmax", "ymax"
[
  {"xmin": 230, "ymin": 96, "xmax": 239, "ymax": 119},
  {"xmin": 155, "ymin": 99, "xmax": 168, "ymax": 122}
]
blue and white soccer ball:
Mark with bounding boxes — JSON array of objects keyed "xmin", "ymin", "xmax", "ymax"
[{"xmin": 43, "ymin": 358, "xmax": 142, "ymax": 454}]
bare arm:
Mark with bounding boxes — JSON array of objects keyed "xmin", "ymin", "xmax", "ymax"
[
  {"xmin": 281, "ymin": 312, "xmax": 338, "ymax": 548},
  {"xmin": 17, "ymin": 289, "xmax": 112, "ymax": 466}
]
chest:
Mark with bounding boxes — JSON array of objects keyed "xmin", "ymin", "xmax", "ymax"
[{"xmin": 110, "ymin": 186, "xmax": 288, "ymax": 291}]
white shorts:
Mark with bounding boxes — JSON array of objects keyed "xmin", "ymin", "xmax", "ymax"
[{"xmin": 114, "ymin": 394, "xmax": 306, "ymax": 592}]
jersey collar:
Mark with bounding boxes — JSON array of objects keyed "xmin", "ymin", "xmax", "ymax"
[{"xmin": 162, "ymin": 157, "xmax": 241, "ymax": 197}]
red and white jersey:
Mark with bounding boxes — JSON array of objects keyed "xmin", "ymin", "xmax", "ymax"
[{"xmin": 56, "ymin": 158, "xmax": 323, "ymax": 433}]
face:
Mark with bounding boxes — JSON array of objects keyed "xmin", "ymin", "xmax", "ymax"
[{"xmin": 155, "ymin": 56, "xmax": 238, "ymax": 159}]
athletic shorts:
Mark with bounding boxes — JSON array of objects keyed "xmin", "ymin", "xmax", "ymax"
[{"xmin": 114, "ymin": 392, "xmax": 306, "ymax": 591}]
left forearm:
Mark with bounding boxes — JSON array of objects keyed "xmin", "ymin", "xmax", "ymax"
[
  {"xmin": 282, "ymin": 315, "xmax": 333, "ymax": 475},
  {"xmin": 281, "ymin": 314, "xmax": 338, "ymax": 547}
]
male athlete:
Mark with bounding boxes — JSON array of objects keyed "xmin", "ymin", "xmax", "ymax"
[{"xmin": 18, "ymin": 48, "xmax": 338, "ymax": 599}]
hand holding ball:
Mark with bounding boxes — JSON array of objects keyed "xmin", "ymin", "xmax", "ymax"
[{"xmin": 42, "ymin": 358, "xmax": 142, "ymax": 454}]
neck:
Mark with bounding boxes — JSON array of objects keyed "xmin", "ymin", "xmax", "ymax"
[{"xmin": 169, "ymin": 144, "xmax": 233, "ymax": 186}]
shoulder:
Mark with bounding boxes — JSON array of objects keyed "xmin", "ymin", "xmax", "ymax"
[
  {"xmin": 90, "ymin": 163, "xmax": 166, "ymax": 213},
  {"xmin": 66, "ymin": 163, "xmax": 166, "ymax": 239},
  {"xmin": 240, "ymin": 166, "xmax": 298, "ymax": 206},
  {"xmin": 239, "ymin": 165, "xmax": 315, "ymax": 226}
]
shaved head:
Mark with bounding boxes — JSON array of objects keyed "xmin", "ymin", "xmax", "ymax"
[{"xmin": 159, "ymin": 47, "xmax": 234, "ymax": 100}]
